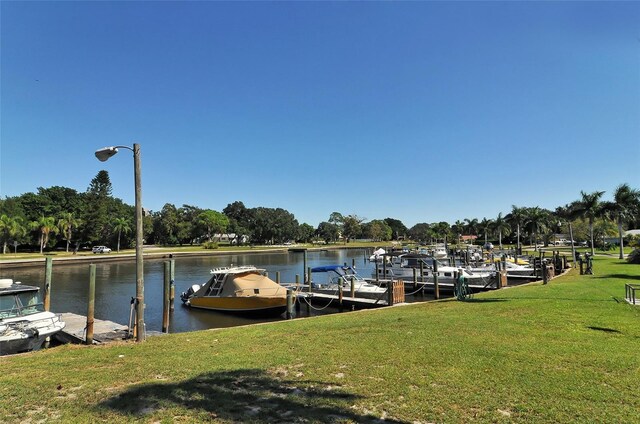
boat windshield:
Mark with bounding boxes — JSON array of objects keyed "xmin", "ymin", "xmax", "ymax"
[{"xmin": 0, "ymin": 292, "xmax": 44, "ymax": 319}]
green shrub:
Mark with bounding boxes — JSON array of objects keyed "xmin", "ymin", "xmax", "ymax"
[
  {"xmin": 202, "ymin": 241, "xmax": 219, "ymax": 250},
  {"xmin": 627, "ymin": 248, "xmax": 640, "ymax": 264}
]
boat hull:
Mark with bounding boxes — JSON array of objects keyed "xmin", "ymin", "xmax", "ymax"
[{"xmin": 186, "ymin": 296, "xmax": 287, "ymax": 317}]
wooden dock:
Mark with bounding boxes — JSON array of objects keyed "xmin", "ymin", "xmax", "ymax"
[{"xmin": 55, "ymin": 313, "xmax": 129, "ymax": 345}]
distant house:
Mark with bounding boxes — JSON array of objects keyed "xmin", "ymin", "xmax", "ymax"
[
  {"xmin": 212, "ymin": 233, "xmax": 249, "ymax": 244},
  {"xmin": 460, "ymin": 235, "xmax": 477, "ymax": 243}
]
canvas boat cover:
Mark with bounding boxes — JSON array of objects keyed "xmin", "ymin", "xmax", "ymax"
[{"xmin": 222, "ymin": 272, "xmax": 285, "ymax": 298}]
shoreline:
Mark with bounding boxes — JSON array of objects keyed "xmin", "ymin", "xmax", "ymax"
[{"xmin": 0, "ymin": 245, "xmax": 362, "ymax": 269}]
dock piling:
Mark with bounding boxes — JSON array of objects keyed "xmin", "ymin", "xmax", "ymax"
[
  {"xmin": 162, "ymin": 261, "xmax": 170, "ymax": 333},
  {"xmin": 86, "ymin": 264, "xmax": 96, "ymax": 345},
  {"xmin": 44, "ymin": 256, "xmax": 52, "ymax": 312},
  {"xmin": 169, "ymin": 259, "xmax": 175, "ymax": 312}
]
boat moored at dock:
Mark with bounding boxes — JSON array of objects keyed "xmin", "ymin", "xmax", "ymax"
[
  {"xmin": 180, "ymin": 266, "xmax": 288, "ymax": 317},
  {"xmin": 0, "ymin": 278, "xmax": 66, "ymax": 355}
]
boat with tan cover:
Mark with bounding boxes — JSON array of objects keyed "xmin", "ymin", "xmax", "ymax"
[{"xmin": 180, "ymin": 266, "xmax": 287, "ymax": 316}]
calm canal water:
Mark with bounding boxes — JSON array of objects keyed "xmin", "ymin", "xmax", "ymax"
[{"xmin": 3, "ymin": 249, "xmax": 428, "ymax": 334}]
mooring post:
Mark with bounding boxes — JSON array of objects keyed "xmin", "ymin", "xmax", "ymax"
[
  {"xmin": 86, "ymin": 264, "xmax": 96, "ymax": 345},
  {"xmin": 352, "ymin": 258, "xmax": 356, "ymax": 268},
  {"xmin": 542, "ymin": 260, "xmax": 549, "ymax": 285},
  {"xmin": 169, "ymin": 259, "xmax": 175, "ymax": 312},
  {"xmin": 375, "ymin": 260, "xmax": 379, "ymax": 282},
  {"xmin": 338, "ymin": 283, "xmax": 343, "ymax": 309},
  {"xmin": 350, "ymin": 276, "xmax": 355, "ymax": 298},
  {"xmin": 43, "ymin": 256, "xmax": 53, "ymax": 312},
  {"xmin": 286, "ymin": 288, "xmax": 294, "ymax": 319},
  {"xmin": 303, "ymin": 250, "xmax": 308, "ymax": 284},
  {"xmin": 412, "ymin": 268, "xmax": 417, "ymax": 291},
  {"xmin": 162, "ymin": 261, "xmax": 170, "ymax": 333},
  {"xmin": 433, "ymin": 260, "xmax": 440, "ymax": 300},
  {"xmin": 276, "ymin": 271, "xmax": 281, "ymax": 285},
  {"xmin": 387, "ymin": 280, "xmax": 394, "ymax": 306}
]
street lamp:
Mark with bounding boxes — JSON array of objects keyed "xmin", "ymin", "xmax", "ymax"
[{"xmin": 95, "ymin": 143, "xmax": 145, "ymax": 341}]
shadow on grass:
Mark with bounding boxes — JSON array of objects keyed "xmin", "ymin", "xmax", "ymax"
[
  {"xmin": 461, "ymin": 299, "xmax": 509, "ymax": 303},
  {"xmin": 597, "ymin": 274, "xmax": 640, "ymax": 281},
  {"xmin": 587, "ymin": 326, "xmax": 622, "ymax": 334},
  {"xmin": 98, "ymin": 368, "xmax": 408, "ymax": 423}
]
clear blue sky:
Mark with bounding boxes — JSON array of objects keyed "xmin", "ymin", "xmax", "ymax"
[{"xmin": 1, "ymin": 1, "xmax": 639, "ymax": 228}]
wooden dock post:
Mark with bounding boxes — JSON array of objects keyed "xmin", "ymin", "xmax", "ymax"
[
  {"xmin": 350, "ymin": 276, "xmax": 355, "ymax": 298},
  {"xmin": 303, "ymin": 250, "xmax": 308, "ymax": 284},
  {"xmin": 43, "ymin": 256, "xmax": 53, "ymax": 311},
  {"xmin": 412, "ymin": 268, "xmax": 417, "ymax": 291},
  {"xmin": 162, "ymin": 261, "xmax": 170, "ymax": 333},
  {"xmin": 86, "ymin": 264, "xmax": 96, "ymax": 345},
  {"xmin": 169, "ymin": 259, "xmax": 175, "ymax": 312},
  {"xmin": 387, "ymin": 280, "xmax": 394, "ymax": 306},
  {"xmin": 276, "ymin": 271, "xmax": 281, "ymax": 285},
  {"xmin": 338, "ymin": 283, "xmax": 343, "ymax": 309},
  {"xmin": 375, "ymin": 261, "xmax": 379, "ymax": 282},
  {"xmin": 286, "ymin": 288, "xmax": 294, "ymax": 319},
  {"xmin": 433, "ymin": 260, "xmax": 440, "ymax": 300}
]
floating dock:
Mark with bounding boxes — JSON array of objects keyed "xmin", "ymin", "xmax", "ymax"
[{"xmin": 55, "ymin": 313, "xmax": 129, "ymax": 345}]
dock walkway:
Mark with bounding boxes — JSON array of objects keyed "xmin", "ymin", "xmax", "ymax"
[{"xmin": 55, "ymin": 313, "xmax": 129, "ymax": 344}]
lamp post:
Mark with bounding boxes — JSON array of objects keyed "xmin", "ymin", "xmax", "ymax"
[{"xmin": 95, "ymin": 143, "xmax": 145, "ymax": 342}]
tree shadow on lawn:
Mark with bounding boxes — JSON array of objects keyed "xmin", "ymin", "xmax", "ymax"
[
  {"xmin": 98, "ymin": 368, "xmax": 409, "ymax": 423},
  {"xmin": 595, "ymin": 274, "xmax": 640, "ymax": 281}
]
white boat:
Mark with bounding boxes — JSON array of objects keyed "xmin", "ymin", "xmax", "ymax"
[
  {"xmin": 369, "ymin": 248, "xmax": 386, "ymax": 262},
  {"xmin": 180, "ymin": 266, "xmax": 288, "ymax": 317},
  {"xmin": 372, "ymin": 254, "xmax": 495, "ymax": 285},
  {"xmin": 0, "ymin": 278, "xmax": 66, "ymax": 356},
  {"xmin": 310, "ymin": 265, "xmax": 387, "ymax": 300}
]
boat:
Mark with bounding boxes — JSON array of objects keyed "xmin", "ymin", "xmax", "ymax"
[
  {"xmin": 0, "ymin": 278, "xmax": 66, "ymax": 356},
  {"xmin": 369, "ymin": 248, "xmax": 387, "ymax": 262},
  {"xmin": 180, "ymin": 266, "xmax": 288, "ymax": 317},
  {"xmin": 372, "ymin": 254, "xmax": 495, "ymax": 286},
  {"xmin": 310, "ymin": 265, "xmax": 387, "ymax": 300}
]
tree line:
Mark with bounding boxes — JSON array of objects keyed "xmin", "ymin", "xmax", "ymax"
[{"xmin": 1, "ymin": 171, "xmax": 638, "ymax": 260}]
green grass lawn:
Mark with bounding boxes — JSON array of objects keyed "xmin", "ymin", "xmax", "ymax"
[{"xmin": 1, "ymin": 256, "xmax": 639, "ymax": 423}]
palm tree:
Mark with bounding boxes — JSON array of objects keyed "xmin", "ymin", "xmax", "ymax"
[
  {"xmin": 478, "ymin": 218, "xmax": 494, "ymax": 245},
  {"xmin": 493, "ymin": 212, "xmax": 511, "ymax": 250},
  {"xmin": 113, "ymin": 217, "xmax": 132, "ymax": 252},
  {"xmin": 601, "ymin": 184, "xmax": 640, "ymax": 259},
  {"xmin": 573, "ymin": 190, "xmax": 605, "ymax": 255},
  {"xmin": 506, "ymin": 205, "xmax": 527, "ymax": 253},
  {"xmin": 0, "ymin": 215, "xmax": 26, "ymax": 254},
  {"xmin": 463, "ymin": 218, "xmax": 479, "ymax": 245},
  {"xmin": 31, "ymin": 216, "xmax": 58, "ymax": 254},
  {"xmin": 524, "ymin": 207, "xmax": 551, "ymax": 251},
  {"xmin": 556, "ymin": 204, "xmax": 578, "ymax": 266},
  {"xmin": 58, "ymin": 212, "xmax": 81, "ymax": 253},
  {"xmin": 452, "ymin": 220, "xmax": 465, "ymax": 245}
]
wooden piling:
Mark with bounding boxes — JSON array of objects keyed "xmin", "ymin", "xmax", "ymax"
[
  {"xmin": 43, "ymin": 256, "xmax": 52, "ymax": 312},
  {"xmin": 433, "ymin": 260, "xmax": 440, "ymax": 300},
  {"xmin": 276, "ymin": 271, "xmax": 281, "ymax": 285},
  {"xmin": 350, "ymin": 276, "xmax": 355, "ymax": 298},
  {"xmin": 86, "ymin": 264, "xmax": 96, "ymax": 345},
  {"xmin": 286, "ymin": 289, "xmax": 294, "ymax": 319},
  {"xmin": 162, "ymin": 261, "xmax": 170, "ymax": 333},
  {"xmin": 375, "ymin": 261, "xmax": 379, "ymax": 282},
  {"xmin": 169, "ymin": 259, "xmax": 175, "ymax": 312},
  {"xmin": 412, "ymin": 268, "xmax": 417, "ymax": 290}
]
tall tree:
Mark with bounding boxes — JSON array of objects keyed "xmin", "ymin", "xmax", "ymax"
[
  {"xmin": 573, "ymin": 190, "xmax": 605, "ymax": 255},
  {"xmin": 408, "ymin": 223, "xmax": 431, "ymax": 244},
  {"xmin": 383, "ymin": 218, "xmax": 408, "ymax": 240},
  {"xmin": 493, "ymin": 213, "xmax": 511, "ymax": 250},
  {"xmin": 524, "ymin": 207, "xmax": 551, "ymax": 250},
  {"xmin": 0, "ymin": 215, "xmax": 26, "ymax": 254},
  {"xmin": 342, "ymin": 215, "xmax": 364, "ymax": 243},
  {"xmin": 113, "ymin": 217, "xmax": 131, "ymax": 252},
  {"xmin": 83, "ymin": 171, "xmax": 113, "ymax": 243},
  {"xmin": 58, "ymin": 212, "xmax": 81, "ymax": 253},
  {"xmin": 478, "ymin": 218, "xmax": 494, "ymax": 245},
  {"xmin": 198, "ymin": 210, "xmax": 230, "ymax": 242},
  {"xmin": 602, "ymin": 184, "xmax": 640, "ymax": 259},
  {"xmin": 506, "ymin": 206, "xmax": 527, "ymax": 253},
  {"xmin": 31, "ymin": 216, "xmax": 58, "ymax": 254}
]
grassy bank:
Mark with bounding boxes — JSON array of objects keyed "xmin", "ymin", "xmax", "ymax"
[{"xmin": 1, "ymin": 256, "xmax": 639, "ymax": 423}]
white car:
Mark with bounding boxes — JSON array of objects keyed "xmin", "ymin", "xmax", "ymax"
[{"xmin": 92, "ymin": 246, "xmax": 112, "ymax": 254}]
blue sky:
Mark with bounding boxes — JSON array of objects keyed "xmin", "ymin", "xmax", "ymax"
[{"xmin": 1, "ymin": 1, "xmax": 639, "ymax": 228}]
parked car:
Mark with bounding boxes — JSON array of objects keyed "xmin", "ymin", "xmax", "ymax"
[{"xmin": 92, "ymin": 246, "xmax": 112, "ymax": 254}]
